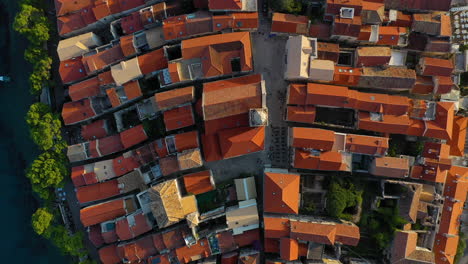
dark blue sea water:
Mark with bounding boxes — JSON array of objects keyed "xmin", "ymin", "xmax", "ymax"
[{"xmin": 0, "ymin": 0, "xmax": 71, "ymax": 262}]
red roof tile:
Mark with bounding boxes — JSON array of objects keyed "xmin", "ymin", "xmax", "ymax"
[
  {"xmin": 218, "ymin": 126, "xmax": 265, "ymax": 159},
  {"xmin": 264, "ymin": 217, "xmax": 290, "ymax": 238},
  {"xmin": 290, "ymin": 221, "xmax": 337, "ymax": 244},
  {"xmin": 106, "ymin": 88, "xmax": 121, "ymax": 108},
  {"xmin": 271, "ymin": 12, "xmax": 309, "ymax": 34},
  {"xmin": 201, "ymin": 133, "xmax": 222, "ymax": 162},
  {"xmin": 335, "ymin": 224, "xmax": 360, "ymax": 246},
  {"xmin": 377, "ymin": 26, "xmax": 405, "ymax": 45},
  {"xmin": 155, "ymin": 86, "xmax": 195, "ymax": 111},
  {"xmin": 326, "ymin": 0, "xmax": 363, "ymax": 16},
  {"xmin": 87, "ymin": 224, "xmax": 104, "ymax": 247},
  {"xmin": 264, "ymin": 238, "xmax": 280, "ymax": 253},
  {"xmin": 183, "ymin": 170, "xmax": 214, "ymax": 195},
  {"xmin": 59, "ymin": 57, "xmax": 87, "ymax": 84},
  {"xmin": 345, "ymin": 133, "xmax": 389, "ymax": 156},
  {"xmin": 181, "ymin": 32, "xmax": 253, "ymax": 78},
  {"xmin": 209, "ymin": 0, "xmax": 241, "ymax": 10},
  {"xmin": 120, "ymin": 35, "xmax": 137, "ymax": 57},
  {"xmin": 293, "ymin": 149, "xmax": 348, "ymax": 171},
  {"xmin": 202, "ymin": 74, "xmax": 263, "ymax": 121},
  {"xmin": 68, "ymin": 77, "xmax": 101, "ymax": 101},
  {"xmin": 163, "ymin": 105, "xmax": 195, "ymax": 131},
  {"xmin": 291, "ymin": 127, "xmax": 335, "ymax": 151},
  {"xmin": 123, "ymin": 80, "xmax": 142, "ymax": 100},
  {"xmin": 174, "ymin": 131, "xmax": 200, "ymax": 151},
  {"xmin": 82, "ymin": 45, "xmax": 124, "ymax": 74},
  {"xmin": 233, "ymin": 13, "xmax": 259, "ymax": 29},
  {"xmin": 138, "ymin": 48, "xmax": 168, "ymax": 75},
  {"xmin": 101, "ymin": 226, "xmax": 118, "ymax": 244},
  {"xmin": 159, "ymin": 156, "xmax": 180, "ymax": 176},
  {"xmin": 57, "ymin": 12, "xmax": 91, "ymax": 36},
  {"xmin": 62, "ymin": 99, "xmax": 96, "ymax": 125},
  {"xmin": 204, "ymin": 113, "xmax": 249, "ymax": 135},
  {"xmin": 71, "ymin": 166, "xmax": 98, "ymax": 187},
  {"xmin": 121, "ymin": 12, "xmax": 144, "ymax": 35},
  {"xmin": 116, "ymin": 211, "xmax": 153, "ymax": 241},
  {"xmin": 280, "ymin": 237, "xmax": 299, "ymax": 261},
  {"xmin": 264, "ymin": 172, "xmax": 300, "ymax": 214},
  {"xmin": 97, "ymin": 135, "xmax": 124, "ymax": 157},
  {"xmin": 55, "ymin": 0, "xmax": 92, "ymax": 16},
  {"xmin": 119, "ymin": 235, "xmax": 157, "ymax": 262},
  {"xmin": 175, "ymin": 238, "xmax": 211, "ymax": 264},
  {"xmin": 99, "ymin": 244, "xmax": 121, "ymax": 264},
  {"xmin": 147, "ymin": 255, "xmax": 171, "ymax": 264},
  {"xmin": 434, "ymin": 76, "xmax": 453, "ymax": 95},
  {"xmin": 286, "ymin": 106, "xmax": 316, "ymax": 124},
  {"xmin": 120, "ymin": 125, "xmax": 148, "ymax": 149},
  {"xmin": 81, "ymin": 119, "xmax": 108, "ymax": 140},
  {"xmin": 113, "ymin": 155, "xmax": 140, "ymax": 177},
  {"xmin": 424, "ymin": 102, "xmax": 455, "ymax": 140},
  {"xmin": 419, "ymin": 57, "xmax": 453, "ymax": 77},
  {"xmin": 76, "ymin": 179, "xmax": 120, "ymax": 203},
  {"xmin": 80, "ymin": 198, "xmax": 129, "ymax": 227},
  {"xmin": 333, "ymin": 16, "xmax": 362, "ymax": 38},
  {"xmin": 233, "ymin": 228, "xmax": 260, "ymax": 247},
  {"xmin": 412, "ymin": 75, "xmax": 434, "ymax": 95},
  {"xmin": 448, "ymin": 116, "xmax": 468, "ymax": 157}
]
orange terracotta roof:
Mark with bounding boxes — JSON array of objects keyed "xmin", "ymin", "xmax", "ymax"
[
  {"xmin": 81, "ymin": 119, "xmax": 108, "ymax": 140},
  {"xmin": 290, "ymin": 221, "xmax": 336, "ymax": 245},
  {"xmin": 271, "ymin": 12, "xmax": 309, "ymax": 34},
  {"xmin": 326, "ymin": 0, "xmax": 363, "ymax": 16},
  {"xmin": 291, "ymin": 127, "xmax": 335, "ymax": 151},
  {"xmin": 96, "ymin": 134, "xmax": 124, "ymax": 157},
  {"xmin": 233, "ymin": 228, "xmax": 260, "ymax": 247},
  {"xmin": 113, "ymin": 155, "xmax": 140, "ymax": 177},
  {"xmin": 62, "ymin": 99, "xmax": 96, "ymax": 125},
  {"xmin": 137, "ymin": 48, "xmax": 168, "ymax": 75},
  {"xmin": 99, "ymin": 244, "xmax": 121, "ymax": 264},
  {"xmin": 422, "ymin": 142, "xmax": 450, "ymax": 160},
  {"xmin": 410, "ymin": 163, "xmax": 448, "ymax": 183},
  {"xmin": 155, "ymin": 86, "xmax": 195, "ymax": 111},
  {"xmin": 183, "ymin": 170, "xmax": 214, "ymax": 195},
  {"xmin": 201, "ymin": 133, "xmax": 222, "ymax": 162},
  {"xmin": 57, "ymin": 12, "xmax": 90, "ymax": 36},
  {"xmin": 76, "ymin": 179, "xmax": 120, "ymax": 203},
  {"xmin": 209, "ymin": 0, "xmax": 241, "ymax": 10},
  {"xmin": 82, "ymin": 45, "xmax": 124, "ymax": 74},
  {"xmin": 376, "ymin": 26, "xmax": 405, "ymax": 45},
  {"xmin": 434, "ymin": 76, "xmax": 453, "ymax": 95},
  {"xmin": 419, "ymin": 57, "xmax": 453, "ymax": 77},
  {"xmin": 218, "ymin": 126, "xmax": 265, "ymax": 159},
  {"xmin": 358, "ymin": 112, "xmax": 410, "ymax": 135},
  {"xmin": 287, "ymin": 83, "xmax": 307, "ymax": 105},
  {"xmin": 370, "ymin": 156, "xmax": 409, "ymax": 178},
  {"xmin": 280, "ymin": 237, "xmax": 299, "ymax": 261},
  {"xmin": 71, "ymin": 165, "xmax": 98, "ymax": 187},
  {"xmin": 121, "ymin": 12, "xmax": 144, "ymax": 35},
  {"xmin": 335, "ymin": 224, "xmax": 360, "ymax": 246},
  {"xmin": 59, "ymin": 57, "xmax": 87, "ymax": 84},
  {"xmin": 98, "ymin": 70, "xmax": 115, "ymax": 85},
  {"xmin": 333, "ymin": 16, "xmax": 362, "ymax": 38},
  {"xmin": 333, "ymin": 66, "xmax": 361, "ymax": 86},
  {"xmin": 162, "ymin": 228, "xmax": 186, "ymax": 250},
  {"xmin": 424, "ymin": 102, "xmax": 455, "ymax": 140},
  {"xmin": 119, "ymin": 235, "xmax": 157, "ymax": 262},
  {"xmin": 448, "ymin": 116, "xmax": 468, "ymax": 156},
  {"xmin": 69, "ymin": 77, "xmax": 101, "ymax": 101},
  {"xmin": 202, "ymin": 74, "xmax": 262, "ymax": 121},
  {"xmin": 106, "ymin": 88, "xmax": 121, "ymax": 108},
  {"xmin": 264, "ymin": 217, "xmax": 290, "ymax": 238},
  {"xmin": 264, "ymin": 172, "xmax": 300, "ymax": 214},
  {"xmin": 264, "ymin": 238, "xmax": 280, "ymax": 253},
  {"xmin": 55, "ymin": 0, "xmax": 92, "ymax": 16},
  {"xmin": 159, "ymin": 156, "xmax": 180, "ymax": 176},
  {"xmin": 412, "ymin": 75, "xmax": 434, "ymax": 95},
  {"xmin": 120, "ymin": 35, "xmax": 137, "ymax": 57},
  {"xmin": 80, "ymin": 198, "xmax": 128, "ymax": 227},
  {"xmin": 175, "ymin": 238, "xmax": 211, "ymax": 264},
  {"xmin": 233, "ymin": 12, "xmax": 259, "ymax": 29},
  {"xmin": 306, "ymin": 83, "xmax": 352, "ymax": 108},
  {"xmin": 345, "ymin": 133, "xmax": 389, "ymax": 156},
  {"xmin": 181, "ymin": 32, "xmax": 253, "ymax": 78},
  {"xmin": 293, "ymin": 149, "xmax": 348, "ymax": 171},
  {"xmin": 123, "ymin": 80, "xmax": 142, "ymax": 100},
  {"xmin": 286, "ymin": 106, "xmax": 316, "ymax": 124},
  {"xmin": 119, "ymin": 125, "xmax": 148, "ymax": 149},
  {"xmin": 163, "ymin": 105, "xmax": 195, "ymax": 131},
  {"xmin": 438, "ymin": 200, "xmax": 464, "ymax": 236},
  {"xmin": 443, "ymin": 166, "xmax": 468, "ymax": 202},
  {"xmin": 355, "ymin": 92, "xmax": 410, "ymax": 115},
  {"xmin": 115, "ymin": 211, "xmax": 153, "ymax": 241},
  {"xmin": 204, "ymin": 113, "xmax": 249, "ymax": 135},
  {"xmin": 174, "ymin": 131, "xmax": 200, "ymax": 151}
]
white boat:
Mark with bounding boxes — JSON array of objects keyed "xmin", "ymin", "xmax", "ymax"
[{"xmin": 0, "ymin": 76, "xmax": 10, "ymax": 82}]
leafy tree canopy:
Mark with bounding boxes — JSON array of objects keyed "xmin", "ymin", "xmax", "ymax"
[
  {"xmin": 269, "ymin": 0, "xmax": 302, "ymax": 14},
  {"xmin": 13, "ymin": 4, "xmax": 50, "ymax": 45},
  {"xmin": 326, "ymin": 181, "xmax": 362, "ymax": 218},
  {"xmin": 49, "ymin": 226, "xmax": 85, "ymax": 257},
  {"xmin": 31, "ymin": 207, "xmax": 54, "ymax": 237},
  {"xmin": 26, "ymin": 151, "xmax": 68, "ymax": 199},
  {"xmin": 26, "ymin": 103, "xmax": 65, "ymax": 152}
]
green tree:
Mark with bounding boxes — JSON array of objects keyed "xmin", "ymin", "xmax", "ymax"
[
  {"xmin": 26, "ymin": 103, "xmax": 65, "ymax": 152},
  {"xmin": 49, "ymin": 226, "xmax": 85, "ymax": 256},
  {"xmin": 455, "ymin": 232, "xmax": 467, "ymax": 264},
  {"xmin": 269, "ymin": 0, "xmax": 302, "ymax": 14},
  {"xmin": 31, "ymin": 207, "xmax": 54, "ymax": 237},
  {"xmin": 26, "ymin": 151, "xmax": 68, "ymax": 200},
  {"xmin": 24, "ymin": 46, "xmax": 47, "ymax": 64},
  {"xmin": 29, "ymin": 56, "xmax": 52, "ymax": 94},
  {"xmin": 13, "ymin": 4, "xmax": 50, "ymax": 45},
  {"xmin": 326, "ymin": 182, "xmax": 362, "ymax": 218}
]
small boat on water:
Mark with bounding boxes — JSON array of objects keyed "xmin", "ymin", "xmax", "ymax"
[{"xmin": 0, "ymin": 76, "xmax": 10, "ymax": 82}]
